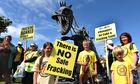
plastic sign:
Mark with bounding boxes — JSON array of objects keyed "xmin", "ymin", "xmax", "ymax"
[
  {"xmin": 95, "ymin": 23, "xmax": 117, "ymax": 41},
  {"xmin": 45, "ymin": 39, "xmax": 78, "ymax": 78},
  {"xmin": 20, "ymin": 25, "xmax": 35, "ymax": 40}
]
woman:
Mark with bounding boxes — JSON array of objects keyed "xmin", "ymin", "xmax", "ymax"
[
  {"xmin": 120, "ymin": 32, "xmax": 139, "ymax": 84},
  {"xmin": 119, "ymin": 32, "xmax": 138, "ymax": 67},
  {"xmin": 33, "ymin": 42, "xmax": 56, "ymax": 84}
]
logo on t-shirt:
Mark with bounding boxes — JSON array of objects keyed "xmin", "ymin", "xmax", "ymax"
[
  {"xmin": 117, "ymin": 64, "xmax": 127, "ymax": 76},
  {"xmin": 39, "ymin": 61, "xmax": 49, "ymax": 77}
]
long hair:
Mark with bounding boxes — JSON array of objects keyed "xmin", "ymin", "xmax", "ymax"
[
  {"xmin": 119, "ymin": 32, "xmax": 132, "ymax": 45},
  {"xmin": 39, "ymin": 42, "xmax": 53, "ymax": 70}
]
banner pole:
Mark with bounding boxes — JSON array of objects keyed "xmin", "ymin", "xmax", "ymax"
[
  {"xmin": 54, "ymin": 76, "xmax": 59, "ymax": 84},
  {"xmin": 105, "ymin": 40, "xmax": 110, "ymax": 82},
  {"xmin": 25, "ymin": 40, "xmax": 28, "ymax": 51}
]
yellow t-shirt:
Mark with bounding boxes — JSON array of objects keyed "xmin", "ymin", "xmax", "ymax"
[
  {"xmin": 14, "ymin": 46, "xmax": 23, "ymax": 62},
  {"xmin": 77, "ymin": 50, "xmax": 97, "ymax": 77},
  {"xmin": 121, "ymin": 43, "xmax": 138, "ymax": 65},
  {"xmin": 111, "ymin": 61, "xmax": 132, "ymax": 84}
]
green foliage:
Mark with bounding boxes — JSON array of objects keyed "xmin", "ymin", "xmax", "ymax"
[{"xmin": 0, "ymin": 16, "xmax": 12, "ymax": 33}]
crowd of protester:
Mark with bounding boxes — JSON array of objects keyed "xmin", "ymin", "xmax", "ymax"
[{"xmin": 0, "ymin": 32, "xmax": 139, "ymax": 84}]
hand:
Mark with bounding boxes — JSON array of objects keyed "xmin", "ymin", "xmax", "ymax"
[
  {"xmin": 24, "ymin": 60, "xmax": 28, "ymax": 63},
  {"xmin": 33, "ymin": 82, "xmax": 37, "ymax": 84},
  {"xmin": 92, "ymin": 71, "xmax": 97, "ymax": 76},
  {"xmin": 82, "ymin": 62, "xmax": 88, "ymax": 66},
  {"xmin": 132, "ymin": 65, "xmax": 136, "ymax": 70},
  {"xmin": 107, "ymin": 44, "xmax": 114, "ymax": 50}
]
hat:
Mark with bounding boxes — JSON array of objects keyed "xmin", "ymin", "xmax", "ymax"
[
  {"xmin": 107, "ymin": 40, "xmax": 113, "ymax": 44},
  {"xmin": 18, "ymin": 41, "xmax": 22, "ymax": 45},
  {"xmin": 30, "ymin": 43, "xmax": 36, "ymax": 46}
]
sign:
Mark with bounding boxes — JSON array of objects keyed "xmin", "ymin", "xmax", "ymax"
[
  {"xmin": 45, "ymin": 39, "xmax": 78, "ymax": 78},
  {"xmin": 20, "ymin": 25, "xmax": 35, "ymax": 40},
  {"xmin": 95, "ymin": 23, "xmax": 117, "ymax": 41}
]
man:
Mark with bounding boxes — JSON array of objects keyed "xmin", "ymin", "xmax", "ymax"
[
  {"xmin": 22, "ymin": 43, "xmax": 40, "ymax": 84},
  {"xmin": 0, "ymin": 35, "xmax": 16, "ymax": 84},
  {"xmin": 12, "ymin": 41, "xmax": 24, "ymax": 82}
]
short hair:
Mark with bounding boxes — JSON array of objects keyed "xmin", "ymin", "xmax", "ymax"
[
  {"xmin": 119, "ymin": 32, "xmax": 132, "ymax": 45},
  {"xmin": 112, "ymin": 46, "xmax": 124, "ymax": 56},
  {"xmin": 4, "ymin": 35, "xmax": 12, "ymax": 41},
  {"xmin": 83, "ymin": 39, "xmax": 90, "ymax": 44}
]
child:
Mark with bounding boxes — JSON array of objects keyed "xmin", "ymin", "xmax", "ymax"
[
  {"xmin": 111, "ymin": 46, "xmax": 133, "ymax": 84},
  {"xmin": 33, "ymin": 42, "xmax": 55, "ymax": 84},
  {"xmin": 77, "ymin": 40, "xmax": 97, "ymax": 84}
]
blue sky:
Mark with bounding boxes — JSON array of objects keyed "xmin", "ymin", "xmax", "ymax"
[{"xmin": 0, "ymin": 0, "xmax": 140, "ymax": 56}]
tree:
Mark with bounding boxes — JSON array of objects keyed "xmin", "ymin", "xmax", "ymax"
[{"xmin": 0, "ymin": 16, "xmax": 12, "ymax": 34}]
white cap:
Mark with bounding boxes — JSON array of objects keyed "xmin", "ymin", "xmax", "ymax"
[
  {"xmin": 30, "ymin": 43, "xmax": 37, "ymax": 46},
  {"xmin": 107, "ymin": 40, "xmax": 113, "ymax": 44},
  {"xmin": 30, "ymin": 43, "xmax": 35, "ymax": 46},
  {"xmin": 18, "ymin": 41, "xmax": 22, "ymax": 45}
]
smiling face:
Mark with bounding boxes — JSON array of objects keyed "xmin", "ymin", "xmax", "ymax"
[
  {"xmin": 119, "ymin": 32, "xmax": 132, "ymax": 45},
  {"xmin": 120, "ymin": 35, "xmax": 129, "ymax": 45},
  {"xmin": 44, "ymin": 45, "xmax": 53, "ymax": 57},
  {"xmin": 43, "ymin": 42, "xmax": 53, "ymax": 57}
]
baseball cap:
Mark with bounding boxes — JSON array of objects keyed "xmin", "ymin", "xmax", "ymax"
[
  {"xmin": 30, "ymin": 43, "xmax": 36, "ymax": 46},
  {"xmin": 18, "ymin": 41, "xmax": 22, "ymax": 45},
  {"xmin": 107, "ymin": 40, "xmax": 113, "ymax": 44}
]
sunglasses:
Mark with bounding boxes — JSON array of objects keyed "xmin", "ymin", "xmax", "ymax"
[{"xmin": 30, "ymin": 45, "xmax": 35, "ymax": 47}]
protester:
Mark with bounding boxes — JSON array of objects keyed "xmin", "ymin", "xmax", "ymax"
[
  {"xmin": 77, "ymin": 39, "xmax": 97, "ymax": 84},
  {"xmin": 0, "ymin": 37, "xmax": 11, "ymax": 83},
  {"xmin": 22, "ymin": 43, "xmax": 40, "ymax": 84},
  {"xmin": 119, "ymin": 32, "xmax": 138, "ymax": 67},
  {"xmin": 107, "ymin": 40, "xmax": 115, "ymax": 69},
  {"xmin": 33, "ymin": 42, "xmax": 56, "ymax": 84},
  {"xmin": 12, "ymin": 41, "xmax": 24, "ymax": 82},
  {"xmin": 111, "ymin": 46, "xmax": 133, "ymax": 84},
  {"xmin": 0, "ymin": 35, "xmax": 16, "ymax": 84},
  {"xmin": 119, "ymin": 32, "xmax": 139, "ymax": 84}
]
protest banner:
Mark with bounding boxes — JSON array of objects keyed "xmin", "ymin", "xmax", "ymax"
[
  {"xmin": 20, "ymin": 25, "xmax": 35, "ymax": 40},
  {"xmin": 95, "ymin": 23, "xmax": 117, "ymax": 42},
  {"xmin": 45, "ymin": 39, "xmax": 78, "ymax": 78}
]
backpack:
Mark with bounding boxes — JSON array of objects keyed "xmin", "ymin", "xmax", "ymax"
[
  {"xmin": 130, "ymin": 43, "xmax": 139, "ymax": 83},
  {"xmin": 129, "ymin": 43, "xmax": 139, "ymax": 65}
]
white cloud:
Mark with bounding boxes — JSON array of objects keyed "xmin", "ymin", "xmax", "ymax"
[
  {"xmin": 1, "ymin": 25, "xmax": 50, "ymax": 42},
  {"xmin": 1, "ymin": 26, "xmax": 20, "ymax": 38},
  {"xmin": 33, "ymin": 33, "xmax": 50, "ymax": 42},
  {"xmin": 0, "ymin": 7, "xmax": 6, "ymax": 16}
]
